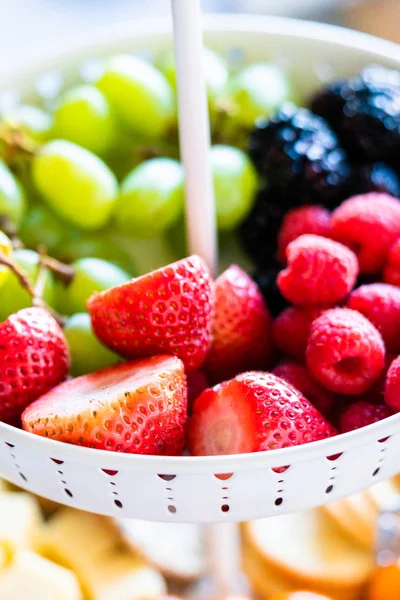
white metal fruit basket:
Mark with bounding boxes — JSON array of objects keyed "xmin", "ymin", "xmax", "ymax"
[{"xmin": 0, "ymin": 15, "xmax": 400, "ymax": 524}]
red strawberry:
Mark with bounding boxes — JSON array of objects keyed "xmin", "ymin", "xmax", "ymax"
[
  {"xmin": 205, "ymin": 265, "xmax": 272, "ymax": 383},
  {"xmin": 88, "ymin": 255, "xmax": 213, "ymax": 372},
  {"xmin": 188, "ymin": 371, "xmax": 337, "ymax": 456},
  {"xmin": 22, "ymin": 355, "xmax": 187, "ymax": 456},
  {"xmin": 0, "ymin": 307, "xmax": 69, "ymax": 425}
]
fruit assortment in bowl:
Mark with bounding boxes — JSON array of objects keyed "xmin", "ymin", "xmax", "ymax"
[{"xmin": 0, "ymin": 45, "xmax": 400, "ymax": 459}]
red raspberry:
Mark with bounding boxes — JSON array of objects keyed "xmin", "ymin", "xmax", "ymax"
[
  {"xmin": 277, "ymin": 204, "xmax": 332, "ymax": 263},
  {"xmin": 331, "ymin": 193, "xmax": 400, "ymax": 274},
  {"xmin": 277, "ymin": 234, "xmax": 358, "ymax": 306},
  {"xmin": 359, "ymin": 352, "xmax": 396, "ymax": 405},
  {"xmin": 272, "ymin": 362, "xmax": 336, "ymax": 418},
  {"xmin": 306, "ymin": 308, "xmax": 385, "ymax": 395},
  {"xmin": 340, "ymin": 400, "xmax": 392, "ymax": 433},
  {"xmin": 383, "ymin": 238, "xmax": 400, "ymax": 286},
  {"xmin": 272, "ymin": 306, "xmax": 324, "ymax": 362},
  {"xmin": 347, "ymin": 283, "xmax": 400, "ymax": 353},
  {"xmin": 384, "ymin": 355, "xmax": 400, "ymax": 412}
]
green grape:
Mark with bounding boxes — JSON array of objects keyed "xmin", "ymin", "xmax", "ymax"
[
  {"xmin": 0, "ymin": 231, "xmax": 13, "ymax": 289},
  {"xmin": 157, "ymin": 47, "xmax": 228, "ymax": 105},
  {"xmin": 19, "ymin": 204, "xmax": 74, "ymax": 254},
  {"xmin": 0, "ymin": 249, "xmax": 55, "ymax": 321},
  {"xmin": 211, "ymin": 145, "xmax": 258, "ymax": 231},
  {"xmin": 2, "ymin": 104, "xmax": 53, "ymax": 143},
  {"xmin": 61, "ymin": 257, "xmax": 131, "ymax": 315},
  {"xmin": 121, "ymin": 235, "xmax": 181, "ymax": 276},
  {"xmin": 115, "ymin": 158, "xmax": 184, "ymax": 238},
  {"xmin": 225, "ymin": 63, "xmax": 294, "ymax": 128},
  {"xmin": 32, "ymin": 139, "xmax": 118, "ymax": 230},
  {"xmin": 53, "ymin": 85, "xmax": 116, "ymax": 155},
  {"xmin": 59, "ymin": 232, "xmax": 135, "ymax": 274},
  {"xmin": 0, "ymin": 159, "xmax": 27, "ymax": 227},
  {"xmin": 96, "ymin": 55, "xmax": 175, "ymax": 138},
  {"xmin": 64, "ymin": 312, "xmax": 120, "ymax": 376}
]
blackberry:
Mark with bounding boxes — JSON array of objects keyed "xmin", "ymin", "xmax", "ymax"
[
  {"xmin": 347, "ymin": 162, "xmax": 400, "ymax": 198},
  {"xmin": 311, "ymin": 65, "xmax": 400, "ymax": 162},
  {"xmin": 248, "ymin": 104, "xmax": 350, "ymax": 209},
  {"xmin": 253, "ymin": 267, "xmax": 289, "ymax": 317},
  {"xmin": 239, "ymin": 185, "xmax": 286, "ymax": 268}
]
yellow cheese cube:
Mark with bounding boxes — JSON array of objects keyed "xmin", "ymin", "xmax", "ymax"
[
  {"xmin": 0, "ymin": 492, "xmax": 42, "ymax": 560},
  {"xmin": 0, "ymin": 551, "xmax": 82, "ymax": 600}
]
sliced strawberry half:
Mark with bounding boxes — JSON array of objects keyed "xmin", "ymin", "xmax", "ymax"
[
  {"xmin": 0, "ymin": 307, "xmax": 70, "ymax": 425},
  {"xmin": 88, "ymin": 255, "xmax": 213, "ymax": 372},
  {"xmin": 188, "ymin": 371, "xmax": 337, "ymax": 456},
  {"xmin": 22, "ymin": 355, "xmax": 187, "ymax": 456},
  {"xmin": 205, "ymin": 265, "xmax": 272, "ymax": 383}
]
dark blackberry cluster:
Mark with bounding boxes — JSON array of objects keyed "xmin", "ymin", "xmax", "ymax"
[
  {"xmin": 252, "ymin": 267, "xmax": 289, "ymax": 317},
  {"xmin": 347, "ymin": 162, "xmax": 400, "ymax": 199},
  {"xmin": 239, "ymin": 186, "xmax": 286, "ymax": 267},
  {"xmin": 248, "ymin": 104, "xmax": 350, "ymax": 209},
  {"xmin": 311, "ymin": 65, "xmax": 400, "ymax": 163}
]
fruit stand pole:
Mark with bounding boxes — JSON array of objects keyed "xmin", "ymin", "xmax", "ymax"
[{"xmin": 171, "ymin": 0, "xmax": 241, "ymax": 597}]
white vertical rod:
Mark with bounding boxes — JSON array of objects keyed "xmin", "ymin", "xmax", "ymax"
[{"xmin": 171, "ymin": 0, "xmax": 217, "ymax": 275}]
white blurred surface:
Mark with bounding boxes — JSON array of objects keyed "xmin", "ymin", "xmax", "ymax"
[{"xmin": 0, "ymin": 0, "xmax": 347, "ymax": 76}]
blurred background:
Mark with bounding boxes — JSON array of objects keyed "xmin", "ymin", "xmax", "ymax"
[{"xmin": 0, "ymin": 0, "xmax": 398, "ymax": 77}]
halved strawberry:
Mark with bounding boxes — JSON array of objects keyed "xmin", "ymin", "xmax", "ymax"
[
  {"xmin": 22, "ymin": 355, "xmax": 187, "ymax": 455},
  {"xmin": 0, "ymin": 307, "xmax": 70, "ymax": 425},
  {"xmin": 88, "ymin": 255, "xmax": 213, "ymax": 372},
  {"xmin": 188, "ymin": 371, "xmax": 337, "ymax": 456},
  {"xmin": 205, "ymin": 265, "xmax": 272, "ymax": 383}
]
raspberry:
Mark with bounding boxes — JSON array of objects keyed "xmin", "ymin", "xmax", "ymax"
[
  {"xmin": 272, "ymin": 306, "xmax": 324, "ymax": 362},
  {"xmin": 331, "ymin": 193, "xmax": 400, "ymax": 273},
  {"xmin": 272, "ymin": 362, "xmax": 336, "ymax": 418},
  {"xmin": 277, "ymin": 234, "xmax": 358, "ymax": 306},
  {"xmin": 383, "ymin": 238, "xmax": 400, "ymax": 286},
  {"xmin": 277, "ymin": 205, "xmax": 332, "ymax": 263},
  {"xmin": 347, "ymin": 283, "xmax": 400, "ymax": 353},
  {"xmin": 340, "ymin": 400, "xmax": 393, "ymax": 433},
  {"xmin": 306, "ymin": 308, "xmax": 385, "ymax": 395},
  {"xmin": 384, "ymin": 355, "xmax": 400, "ymax": 412}
]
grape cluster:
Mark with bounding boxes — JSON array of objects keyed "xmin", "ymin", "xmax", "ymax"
[{"xmin": 1, "ymin": 48, "xmax": 295, "ymax": 373}]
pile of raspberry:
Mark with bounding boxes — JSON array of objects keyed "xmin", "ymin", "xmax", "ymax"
[{"xmin": 267, "ymin": 192, "xmax": 400, "ymax": 433}]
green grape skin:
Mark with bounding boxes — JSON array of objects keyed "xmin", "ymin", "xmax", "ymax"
[
  {"xmin": 0, "ymin": 159, "xmax": 27, "ymax": 227},
  {"xmin": 225, "ymin": 63, "xmax": 294, "ymax": 128},
  {"xmin": 157, "ymin": 47, "xmax": 228, "ymax": 105},
  {"xmin": 1, "ymin": 104, "xmax": 53, "ymax": 144},
  {"xmin": 61, "ymin": 257, "xmax": 131, "ymax": 316},
  {"xmin": 32, "ymin": 139, "xmax": 118, "ymax": 230},
  {"xmin": 115, "ymin": 157, "xmax": 184, "ymax": 238},
  {"xmin": 120, "ymin": 235, "xmax": 181, "ymax": 276},
  {"xmin": 96, "ymin": 55, "xmax": 175, "ymax": 138},
  {"xmin": 0, "ymin": 249, "xmax": 55, "ymax": 321},
  {"xmin": 58, "ymin": 232, "xmax": 135, "ymax": 274},
  {"xmin": 64, "ymin": 312, "xmax": 120, "ymax": 376},
  {"xmin": 19, "ymin": 204, "xmax": 74, "ymax": 254},
  {"xmin": 211, "ymin": 145, "xmax": 258, "ymax": 231},
  {"xmin": 0, "ymin": 231, "xmax": 13, "ymax": 289},
  {"xmin": 53, "ymin": 85, "xmax": 116, "ymax": 155}
]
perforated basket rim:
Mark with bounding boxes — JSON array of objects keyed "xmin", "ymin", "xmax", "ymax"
[{"xmin": 0, "ymin": 13, "xmax": 399, "ymax": 476}]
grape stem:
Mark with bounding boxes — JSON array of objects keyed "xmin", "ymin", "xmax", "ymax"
[
  {"xmin": 38, "ymin": 254, "xmax": 75, "ymax": 286},
  {"xmin": 0, "ymin": 250, "xmax": 66, "ymax": 326},
  {"xmin": 0, "ymin": 215, "xmax": 23, "ymax": 249}
]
